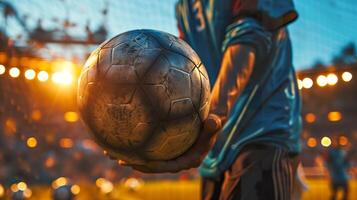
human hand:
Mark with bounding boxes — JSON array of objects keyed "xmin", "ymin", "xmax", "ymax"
[{"xmin": 117, "ymin": 114, "xmax": 222, "ymax": 173}]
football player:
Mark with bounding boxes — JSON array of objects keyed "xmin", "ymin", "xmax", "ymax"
[{"xmin": 123, "ymin": 0, "xmax": 302, "ymax": 199}]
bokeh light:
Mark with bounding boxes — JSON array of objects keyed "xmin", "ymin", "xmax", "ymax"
[
  {"xmin": 59, "ymin": 138, "xmax": 74, "ymax": 148},
  {"xmin": 302, "ymin": 77, "xmax": 313, "ymax": 89},
  {"xmin": 338, "ymin": 136, "xmax": 349, "ymax": 146},
  {"xmin": 45, "ymin": 156, "xmax": 56, "ymax": 168},
  {"xmin": 64, "ymin": 111, "xmax": 79, "ymax": 122},
  {"xmin": 37, "ymin": 70, "xmax": 49, "ymax": 82},
  {"xmin": 328, "ymin": 111, "xmax": 342, "ymax": 122},
  {"xmin": 17, "ymin": 182, "xmax": 27, "ymax": 191},
  {"xmin": 9, "ymin": 67, "xmax": 20, "ymax": 78},
  {"xmin": 96, "ymin": 178, "xmax": 105, "ymax": 188},
  {"xmin": 71, "ymin": 184, "xmax": 81, "ymax": 195},
  {"xmin": 307, "ymin": 137, "xmax": 317, "ymax": 148},
  {"xmin": 23, "ymin": 188, "xmax": 32, "ymax": 198},
  {"xmin": 0, "ymin": 64, "xmax": 5, "ymax": 75},
  {"xmin": 342, "ymin": 71, "xmax": 352, "ymax": 82},
  {"xmin": 10, "ymin": 183, "xmax": 18, "ymax": 192},
  {"xmin": 321, "ymin": 136, "xmax": 332, "ymax": 147},
  {"xmin": 0, "ymin": 184, "xmax": 4, "ymax": 198},
  {"xmin": 124, "ymin": 178, "xmax": 143, "ymax": 191},
  {"xmin": 52, "ymin": 177, "xmax": 68, "ymax": 189},
  {"xmin": 24, "ymin": 69, "xmax": 36, "ymax": 80},
  {"xmin": 96, "ymin": 178, "xmax": 114, "ymax": 194},
  {"xmin": 4, "ymin": 118, "xmax": 17, "ymax": 135},
  {"xmin": 52, "ymin": 71, "xmax": 73, "ymax": 85},
  {"xmin": 316, "ymin": 75, "xmax": 328, "ymax": 87},
  {"xmin": 26, "ymin": 137, "xmax": 38, "ymax": 148},
  {"xmin": 305, "ymin": 113, "xmax": 316, "ymax": 123},
  {"xmin": 100, "ymin": 180, "xmax": 113, "ymax": 194},
  {"xmin": 31, "ymin": 110, "xmax": 42, "ymax": 121},
  {"xmin": 327, "ymin": 73, "xmax": 338, "ymax": 85}
]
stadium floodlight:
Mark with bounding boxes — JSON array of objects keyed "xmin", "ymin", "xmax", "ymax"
[
  {"xmin": 25, "ymin": 69, "xmax": 36, "ymax": 80},
  {"xmin": 338, "ymin": 136, "xmax": 348, "ymax": 146},
  {"xmin": 52, "ymin": 71, "xmax": 73, "ymax": 85},
  {"xmin": 307, "ymin": 137, "xmax": 317, "ymax": 148},
  {"xmin": 64, "ymin": 111, "xmax": 78, "ymax": 122},
  {"xmin": 17, "ymin": 182, "xmax": 27, "ymax": 191},
  {"xmin": 328, "ymin": 111, "xmax": 342, "ymax": 122},
  {"xmin": 305, "ymin": 113, "xmax": 316, "ymax": 123},
  {"xmin": 327, "ymin": 73, "xmax": 338, "ymax": 85},
  {"xmin": 71, "ymin": 184, "xmax": 80, "ymax": 195},
  {"xmin": 302, "ymin": 77, "xmax": 313, "ymax": 89},
  {"xmin": 0, "ymin": 64, "xmax": 5, "ymax": 75},
  {"xmin": 52, "ymin": 177, "xmax": 68, "ymax": 189},
  {"xmin": 9, "ymin": 67, "xmax": 20, "ymax": 78},
  {"xmin": 321, "ymin": 136, "xmax": 331, "ymax": 147},
  {"xmin": 0, "ymin": 184, "xmax": 4, "ymax": 198},
  {"xmin": 23, "ymin": 189, "xmax": 32, "ymax": 198},
  {"xmin": 38, "ymin": 71, "xmax": 49, "ymax": 82},
  {"xmin": 316, "ymin": 75, "xmax": 327, "ymax": 87},
  {"xmin": 342, "ymin": 71, "xmax": 352, "ymax": 82},
  {"xmin": 26, "ymin": 137, "xmax": 38, "ymax": 148}
]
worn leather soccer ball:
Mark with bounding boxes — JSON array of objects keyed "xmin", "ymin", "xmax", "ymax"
[{"xmin": 77, "ymin": 29, "xmax": 210, "ymax": 164}]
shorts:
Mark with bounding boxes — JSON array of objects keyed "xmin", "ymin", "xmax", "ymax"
[{"xmin": 201, "ymin": 144, "xmax": 299, "ymax": 200}]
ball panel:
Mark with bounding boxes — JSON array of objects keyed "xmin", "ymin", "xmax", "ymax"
[
  {"xmin": 134, "ymin": 48, "xmax": 162, "ymax": 79},
  {"xmin": 83, "ymin": 50, "xmax": 99, "ymax": 71},
  {"xmin": 133, "ymin": 32, "xmax": 161, "ymax": 49},
  {"xmin": 169, "ymin": 98, "xmax": 195, "ymax": 120},
  {"xmin": 105, "ymin": 64, "xmax": 138, "ymax": 84},
  {"xmin": 89, "ymin": 87, "xmax": 156, "ymax": 149},
  {"xmin": 112, "ymin": 42, "xmax": 141, "ymax": 66},
  {"xmin": 144, "ymin": 114, "xmax": 200, "ymax": 160},
  {"xmin": 198, "ymin": 63, "xmax": 209, "ymax": 79},
  {"xmin": 142, "ymin": 55, "xmax": 170, "ymax": 84},
  {"xmin": 144, "ymin": 29, "xmax": 201, "ymax": 67},
  {"xmin": 78, "ymin": 81, "xmax": 95, "ymax": 116},
  {"xmin": 199, "ymin": 67, "xmax": 211, "ymax": 120},
  {"xmin": 165, "ymin": 51, "xmax": 195, "ymax": 73},
  {"xmin": 77, "ymin": 69, "xmax": 88, "ymax": 108},
  {"xmin": 169, "ymin": 40, "xmax": 201, "ymax": 67},
  {"xmin": 141, "ymin": 84, "xmax": 171, "ymax": 119},
  {"xmin": 189, "ymin": 67, "xmax": 202, "ymax": 112},
  {"xmin": 101, "ymin": 31, "xmax": 139, "ymax": 49},
  {"xmin": 97, "ymin": 48, "xmax": 112, "ymax": 78},
  {"xmin": 166, "ymin": 67, "xmax": 191, "ymax": 99}
]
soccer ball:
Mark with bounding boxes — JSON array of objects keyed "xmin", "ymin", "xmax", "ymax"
[{"xmin": 77, "ymin": 29, "xmax": 210, "ymax": 164}]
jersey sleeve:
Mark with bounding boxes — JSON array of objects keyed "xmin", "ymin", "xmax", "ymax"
[
  {"xmin": 222, "ymin": 18, "xmax": 272, "ymax": 62},
  {"xmin": 231, "ymin": 0, "xmax": 298, "ymax": 31}
]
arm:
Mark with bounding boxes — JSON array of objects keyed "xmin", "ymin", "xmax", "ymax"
[{"xmin": 210, "ymin": 44, "xmax": 256, "ymax": 121}]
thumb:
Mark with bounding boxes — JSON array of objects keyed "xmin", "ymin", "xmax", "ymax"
[{"xmin": 203, "ymin": 114, "xmax": 222, "ymax": 135}]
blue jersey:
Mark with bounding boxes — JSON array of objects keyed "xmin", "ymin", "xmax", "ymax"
[{"xmin": 176, "ymin": 0, "xmax": 302, "ymax": 178}]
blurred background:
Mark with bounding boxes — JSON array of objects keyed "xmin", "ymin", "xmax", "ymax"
[{"xmin": 0, "ymin": 0, "xmax": 357, "ymax": 199}]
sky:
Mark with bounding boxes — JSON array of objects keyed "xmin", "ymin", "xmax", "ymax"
[{"xmin": 3, "ymin": 0, "xmax": 357, "ymax": 70}]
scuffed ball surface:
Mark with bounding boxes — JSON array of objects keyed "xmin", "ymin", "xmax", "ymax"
[{"xmin": 78, "ymin": 29, "xmax": 210, "ymax": 163}]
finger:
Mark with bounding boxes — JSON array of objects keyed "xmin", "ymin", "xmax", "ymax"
[{"xmin": 203, "ymin": 114, "xmax": 222, "ymax": 135}]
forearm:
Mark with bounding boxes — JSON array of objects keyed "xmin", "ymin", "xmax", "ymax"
[{"xmin": 210, "ymin": 44, "xmax": 256, "ymax": 120}]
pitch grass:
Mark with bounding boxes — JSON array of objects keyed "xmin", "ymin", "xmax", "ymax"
[{"xmin": 13, "ymin": 179, "xmax": 357, "ymax": 200}]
